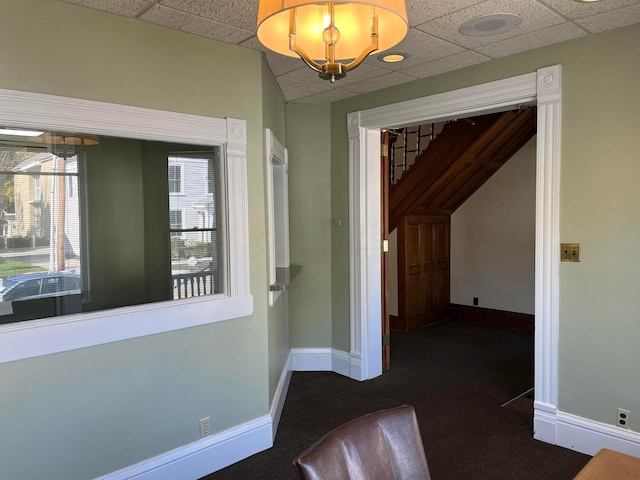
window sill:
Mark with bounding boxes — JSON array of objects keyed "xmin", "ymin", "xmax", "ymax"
[
  {"xmin": 269, "ymin": 265, "xmax": 301, "ymax": 292},
  {"xmin": 0, "ymin": 293, "xmax": 253, "ymax": 364}
]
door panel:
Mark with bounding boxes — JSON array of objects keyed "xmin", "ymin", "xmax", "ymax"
[{"xmin": 398, "ymin": 214, "xmax": 450, "ymax": 330}]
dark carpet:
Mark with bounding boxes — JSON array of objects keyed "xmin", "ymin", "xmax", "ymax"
[{"xmin": 202, "ymin": 320, "xmax": 590, "ymax": 479}]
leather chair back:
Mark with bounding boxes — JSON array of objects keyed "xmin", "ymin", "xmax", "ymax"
[{"xmin": 293, "ymin": 405, "xmax": 431, "ymax": 480}]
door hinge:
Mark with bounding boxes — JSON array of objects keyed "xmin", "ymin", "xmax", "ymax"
[
  {"xmin": 381, "ymin": 144, "xmax": 388, "ymax": 157},
  {"xmin": 382, "ymin": 334, "xmax": 390, "ymax": 346},
  {"xmin": 382, "ymin": 239, "xmax": 389, "ymax": 252}
]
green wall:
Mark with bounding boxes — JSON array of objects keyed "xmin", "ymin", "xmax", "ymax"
[
  {"xmin": 0, "ymin": 0, "xmax": 287, "ymax": 478},
  {"xmin": 324, "ymin": 24, "xmax": 640, "ymax": 429},
  {"xmin": 286, "ymin": 103, "xmax": 333, "ymax": 347}
]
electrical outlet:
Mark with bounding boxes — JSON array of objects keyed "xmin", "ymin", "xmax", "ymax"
[
  {"xmin": 200, "ymin": 417, "xmax": 211, "ymax": 438},
  {"xmin": 617, "ymin": 408, "xmax": 630, "ymax": 429}
]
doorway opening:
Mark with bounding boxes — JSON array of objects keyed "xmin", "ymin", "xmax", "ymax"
[{"xmin": 347, "ymin": 66, "xmax": 562, "ymax": 446}]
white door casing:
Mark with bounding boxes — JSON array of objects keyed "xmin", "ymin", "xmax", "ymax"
[{"xmin": 347, "ymin": 66, "xmax": 561, "ymax": 444}]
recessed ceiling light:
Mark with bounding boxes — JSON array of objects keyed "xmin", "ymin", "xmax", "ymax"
[
  {"xmin": 574, "ymin": 0, "xmax": 599, "ymax": 3},
  {"xmin": 459, "ymin": 13, "xmax": 523, "ymax": 37},
  {"xmin": 0, "ymin": 128, "xmax": 44, "ymax": 137},
  {"xmin": 380, "ymin": 53, "xmax": 406, "ymax": 63}
]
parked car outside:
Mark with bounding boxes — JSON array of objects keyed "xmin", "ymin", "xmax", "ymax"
[{"xmin": 0, "ymin": 271, "xmax": 81, "ymax": 302}]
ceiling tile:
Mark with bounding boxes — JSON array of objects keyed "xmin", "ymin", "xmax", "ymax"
[
  {"xmin": 343, "ymin": 72, "xmax": 416, "ymax": 94},
  {"xmin": 416, "ymin": 0, "xmax": 566, "ymax": 49},
  {"xmin": 365, "ymin": 30, "xmax": 465, "ymax": 70},
  {"xmin": 477, "ymin": 22, "xmax": 587, "ymax": 58},
  {"xmin": 160, "ymin": 0, "xmax": 257, "ymax": 31},
  {"xmin": 576, "ymin": 3, "xmax": 640, "ymax": 33},
  {"xmin": 295, "ymin": 89, "xmax": 359, "ymax": 104},
  {"xmin": 62, "ymin": 0, "xmax": 152, "ymax": 17},
  {"xmin": 238, "ymin": 37, "xmax": 302, "ymax": 75},
  {"xmin": 405, "ymin": 0, "xmax": 485, "ymax": 26},
  {"xmin": 276, "ymin": 77, "xmax": 332, "ymax": 102},
  {"xmin": 141, "ymin": 5, "xmax": 254, "ymax": 44},
  {"xmin": 537, "ymin": 0, "xmax": 640, "ymax": 20},
  {"xmin": 399, "ymin": 50, "xmax": 490, "ymax": 78}
]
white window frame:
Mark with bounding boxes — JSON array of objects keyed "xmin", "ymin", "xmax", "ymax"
[
  {"xmin": 0, "ymin": 88, "xmax": 252, "ymax": 364},
  {"xmin": 265, "ymin": 129, "xmax": 290, "ymax": 306}
]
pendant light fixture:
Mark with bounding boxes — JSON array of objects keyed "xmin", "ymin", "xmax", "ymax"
[{"xmin": 257, "ymin": 0, "xmax": 408, "ymax": 82}]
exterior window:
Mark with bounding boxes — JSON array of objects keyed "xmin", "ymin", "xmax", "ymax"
[
  {"xmin": 168, "ymin": 164, "xmax": 182, "ymax": 194},
  {"xmin": 34, "ymin": 175, "xmax": 41, "ymax": 201},
  {"xmin": 169, "ymin": 210, "xmax": 183, "ymax": 234},
  {"xmin": 169, "ymin": 154, "xmax": 221, "ymax": 299}
]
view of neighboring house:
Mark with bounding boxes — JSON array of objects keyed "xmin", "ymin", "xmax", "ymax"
[
  {"xmin": 168, "ymin": 154, "xmax": 220, "ymax": 298},
  {"xmin": 10, "ymin": 152, "xmax": 80, "ymax": 270},
  {"xmin": 168, "ymin": 154, "xmax": 215, "ymax": 243}
]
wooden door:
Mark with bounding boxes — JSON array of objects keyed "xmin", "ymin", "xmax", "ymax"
[
  {"xmin": 381, "ymin": 131, "xmax": 391, "ymax": 372},
  {"xmin": 398, "ymin": 215, "xmax": 450, "ymax": 330}
]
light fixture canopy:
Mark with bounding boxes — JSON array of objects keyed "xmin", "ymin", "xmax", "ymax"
[{"xmin": 257, "ymin": 0, "xmax": 408, "ymax": 82}]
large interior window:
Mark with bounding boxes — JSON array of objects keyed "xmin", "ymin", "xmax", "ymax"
[
  {"xmin": 0, "ymin": 130, "xmax": 226, "ymax": 324},
  {"xmin": 0, "ymin": 90, "xmax": 251, "ymax": 363}
]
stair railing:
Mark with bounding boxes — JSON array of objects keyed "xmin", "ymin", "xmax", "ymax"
[{"xmin": 388, "ymin": 123, "xmax": 436, "ymax": 185}]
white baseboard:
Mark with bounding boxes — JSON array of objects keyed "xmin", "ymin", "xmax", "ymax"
[
  {"xmin": 330, "ymin": 349, "xmax": 351, "ymax": 376},
  {"xmin": 290, "ymin": 348, "xmax": 357, "ymax": 378},
  {"xmin": 270, "ymin": 351, "xmax": 293, "ymax": 441},
  {"xmin": 556, "ymin": 412, "xmax": 640, "ymax": 457},
  {"xmin": 101, "ymin": 350, "xmax": 299, "ymax": 480},
  {"xmin": 101, "ymin": 416, "xmax": 272, "ymax": 480},
  {"xmin": 535, "ymin": 405, "xmax": 640, "ymax": 458},
  {"xmin": 291, "ymin": 348, "xmax": 333, "ymax": 371}
]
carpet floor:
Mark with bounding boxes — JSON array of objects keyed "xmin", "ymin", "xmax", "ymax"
[{"xmin": 202, "ymin": 320, "xmax": 590, "ymax": 479}]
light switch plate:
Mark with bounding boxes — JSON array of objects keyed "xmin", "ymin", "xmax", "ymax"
[{"xmin": 561, "ymin": 243, "xmax": 580, "ymax": 262}]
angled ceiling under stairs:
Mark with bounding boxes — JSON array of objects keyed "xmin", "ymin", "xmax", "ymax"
[{"xmin": 388, "ymin": 107, "xmax": 537, "ymax": 231}]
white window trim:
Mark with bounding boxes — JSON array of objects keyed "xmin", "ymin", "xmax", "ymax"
[
  {"xmin": 265, "ymin": 129, "xmax": 290, "ymax": 306},
  {"xmin": 0, "ymin": 89, "xmax": 252, "ymax": 364}
]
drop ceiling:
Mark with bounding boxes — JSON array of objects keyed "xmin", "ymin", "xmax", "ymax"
[{"xmin": 61, "ymin": 0, "xmax": 640, "ymax": 103}]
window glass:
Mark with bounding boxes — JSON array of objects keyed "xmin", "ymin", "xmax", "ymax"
[
  {"xmin": 168, "ymin": 164, "xmax": 182, "ymax": 194},
  {"xmin": 0, "ymin": 129, "xmax": 224, "ymax": 324}
]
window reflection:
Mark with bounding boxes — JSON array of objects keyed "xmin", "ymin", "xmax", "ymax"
[{"xmin": 0, "ymin": 130, "xmax": 224, "ymax": 324}]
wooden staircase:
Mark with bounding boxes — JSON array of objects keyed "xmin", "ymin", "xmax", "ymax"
[
  {"xmin": 388, "ymin": 107, "xmax": 537, "ymax": 331},
  {"xmin": 389, "ymin": 108, "xmax": 537, "ymax": 231}
]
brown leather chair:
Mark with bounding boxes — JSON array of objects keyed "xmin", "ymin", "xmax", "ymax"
[{"xmin": 293, "ymin": 405, "xmax": 432, "ymax": 480}]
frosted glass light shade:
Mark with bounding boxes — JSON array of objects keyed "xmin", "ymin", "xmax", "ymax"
[{"xmin": 257, "ymin": 0, "xmax": 408, "ymax": 61}]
